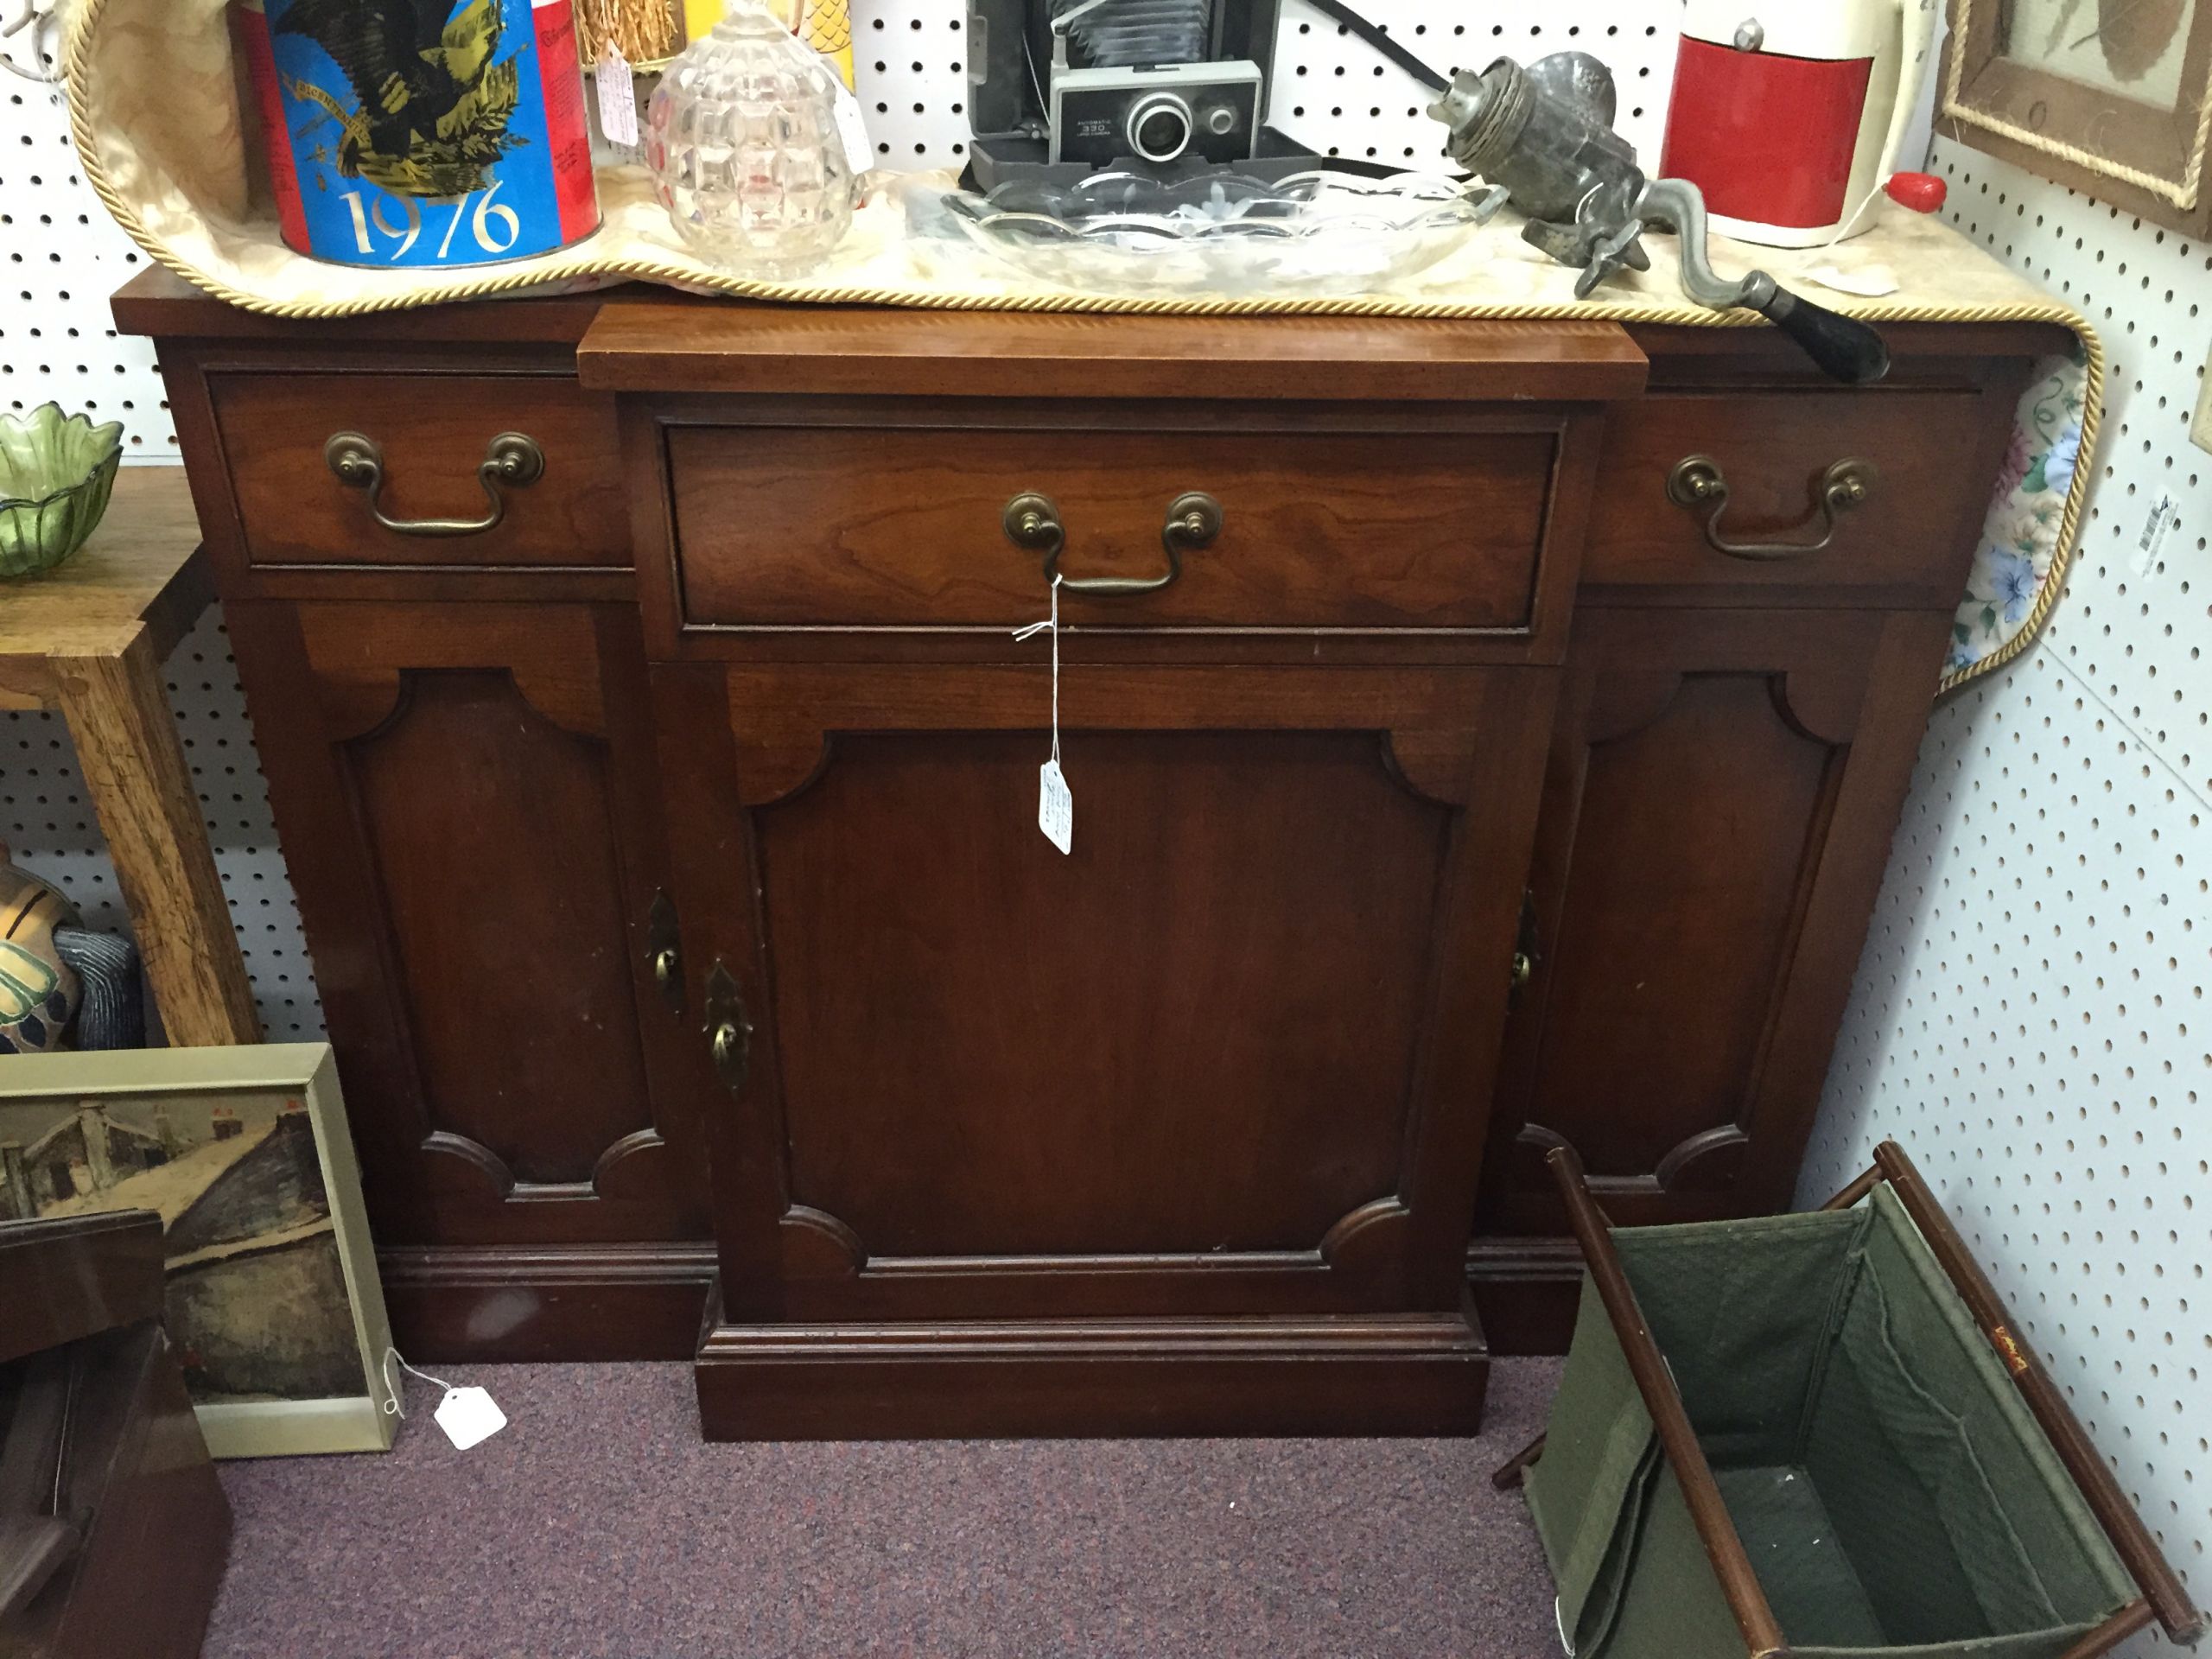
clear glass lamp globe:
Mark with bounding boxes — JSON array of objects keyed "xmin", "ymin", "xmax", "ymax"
[{"xmin": 644, "ymin": 0, "xmax": 857, "ymax": 277}]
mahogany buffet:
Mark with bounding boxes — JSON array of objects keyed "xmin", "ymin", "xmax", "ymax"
[{"xmin": 119, "ymin": 270, "xmax": 2058, "ymax": 1440}]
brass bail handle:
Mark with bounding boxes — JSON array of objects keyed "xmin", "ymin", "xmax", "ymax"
[
  {"xmin": 1002, "ymin": 492, "xmax": 1224, "ymax": 594},
  {"xmin": 1666, "ymin": 454, "xmax": 1877, "ymax": 562},
  {"xmin": 325, "ymin": 430, "xmax": 547, "ymax": 538}
]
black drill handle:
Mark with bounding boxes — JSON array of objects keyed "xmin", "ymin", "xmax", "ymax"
[{"xmin": 1753, "ymin": 283, "xmax": 1892, "ymax": 385}]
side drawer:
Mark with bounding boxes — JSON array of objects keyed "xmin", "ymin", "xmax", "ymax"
[
  {"xmin": 663, "ymin": 416, "xmax": 1560, "ymax": 634},
  {"xmin": 1585, "ymin": 390, "xmax": 1993, "ymax": 602},
  {"xmin": 207, "ymin": 371, "xmax": 628, "ymax": 569}
]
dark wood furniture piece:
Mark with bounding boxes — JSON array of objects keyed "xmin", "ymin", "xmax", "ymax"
[
  {"xmin": 0, "ymin": 1211, "xmax": 232, "ymax": 1659},
  {"xmin": 118, "ymin": 270, "xmax": 2063, "ymax": 1436}
]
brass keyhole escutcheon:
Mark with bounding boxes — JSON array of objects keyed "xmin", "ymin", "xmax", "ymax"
[
  {"xmin": 645, "ymin": 890, "xmax": 684, "ymax": 1014},
  {"xmin": 702, "ymin": 961, "xmax": 752, "ymax": 1095}
]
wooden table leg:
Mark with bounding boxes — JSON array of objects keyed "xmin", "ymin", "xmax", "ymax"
[{"xmin": 51, "ymin": 626, "xmax": 260, "ymax": 1046}]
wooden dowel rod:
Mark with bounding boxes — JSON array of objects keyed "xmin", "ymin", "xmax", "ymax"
[
  {"xmin": 1874, "ymin": 1141, "xmax": 2203, "ymax": 1647},
  {"xmin": 1546, "ymin": 1146, "xmax": 1788, "ymax": 1659},
  {"xmin": 1819, "ymin": 1161, "xmax": 1883, "ymax": 1211},
  {"xmin": 2055, "ymin": 1599, "xmax": 2154, "ymax": 1659},
  {"xmin": 1491, "ymin": 1431, "xmax": 1547, "ymax": 1490}
]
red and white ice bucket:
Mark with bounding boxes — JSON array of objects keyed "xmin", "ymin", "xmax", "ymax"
[{"xmin": 1659, "ymin": 0, "xmax": 1939, "ymax": 248}]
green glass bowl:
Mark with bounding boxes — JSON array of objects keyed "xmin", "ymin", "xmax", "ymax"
[{"xmin": 0, "ymin": 403, "xmax": 126, "ymax": 580}]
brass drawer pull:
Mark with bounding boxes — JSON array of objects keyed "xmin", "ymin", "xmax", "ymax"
[
  {"xmin": 1666, "ymin": 455, "xmax": 1876, "ymax": 563},
  {"xmin": 325, "ymin": 430, "xmax": 546, "ymax": 538},
  {"xmin": 1002, "ymin": 492, "xmax": 1224, "ymax": 595}
]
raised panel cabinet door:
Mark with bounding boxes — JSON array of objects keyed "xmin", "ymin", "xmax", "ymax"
[
  {"xmin": 1471, "ymin": 606, "xmax": 1953, "ymax": 1245},
  {"xmin": 224, "ymin": 599, "xmax": 711, "ymax": 1255},
  {"xmin": 655, "ymin": 660, "xmax": 1558, "ymax": 1328}
]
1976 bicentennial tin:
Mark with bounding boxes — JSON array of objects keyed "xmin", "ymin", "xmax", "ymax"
[{"xmin": 233, "ymin": 0, "xmax": 601, "ymax": 269}]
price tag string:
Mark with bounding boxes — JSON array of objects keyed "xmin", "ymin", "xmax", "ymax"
[
  {"xmin": 379, "ymin": 1344, "xmax": 454, "ymax": 1419},
  {"xmin": 1013, "ymin": 573, "xmax": 1063, "ymax": 769},
  {"xmin": 1014, "ymin": 575, "xmax": 1073, "ymax": 854}
]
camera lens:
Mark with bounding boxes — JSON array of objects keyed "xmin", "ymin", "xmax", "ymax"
[{"xmin": 1127, "ymin": 92, "xmax": 1194, "ymax": 163}]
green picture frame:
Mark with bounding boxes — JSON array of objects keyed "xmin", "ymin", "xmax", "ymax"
[{"xmin": 0, "ymin": 1043, "xmax": 394, "ymax": 1457}]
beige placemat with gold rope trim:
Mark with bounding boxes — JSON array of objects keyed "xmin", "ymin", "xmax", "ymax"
[{"xmin": 61, "ymin": 0, "xmax": 2097, "ymax": 694}]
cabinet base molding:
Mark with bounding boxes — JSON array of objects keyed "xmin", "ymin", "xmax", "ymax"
[
  {"xmin": 1465, "ymin": 1236, "xmax": 1586, "ymax": 1357},
  {"xmin": 694, "ymin": 1294, "xmax": 1491, "ymax": 1440},
  {"xmin": 379, "ymin": 1243, "xmax": 716, "ymax": 1363}
]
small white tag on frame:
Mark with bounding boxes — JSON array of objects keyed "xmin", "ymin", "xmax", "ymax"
[
  {"xmin": 1039, "ymin": 760, "xmax": 1073, "ymax": 855},
  {"xmin": 434, "ymin": 1385, "xmax": 508, "ymax": 1451},
  {"xmin": 596, "ymin": 45, "xmax": 639, "ymax": 149},
  {"xmin": 831, "ymin": 80, "xmax": 874, "ymax": 175}
]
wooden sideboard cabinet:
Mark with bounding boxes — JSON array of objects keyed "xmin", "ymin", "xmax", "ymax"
[{"xmin": 118, "ymin": 271, "xmax": 2063, "ymax": 1436}]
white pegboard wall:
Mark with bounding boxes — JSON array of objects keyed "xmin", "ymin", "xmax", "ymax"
[
  {"xmin": 846, "ymin": 0, "xmax": 1676, "ymax": 172},
  {"xmin": 0, "ymin": 80, "xmax": 173, "ymax": 453},
  {"xmin": 1802, "ymin": 136, "xmax": 2212, "ymax": 1650}
]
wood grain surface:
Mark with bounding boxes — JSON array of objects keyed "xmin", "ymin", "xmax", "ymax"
[
  {"xmin": 668, "ymin": 421, "xmax": 1555, "ymax": 632},
  {"xmin": 582, "ymin": 303, "xmax": 1649, "ymax": 401},
  {"xmin": 207, "ymin": 370, "xmax": 626, "ymax": 569}
]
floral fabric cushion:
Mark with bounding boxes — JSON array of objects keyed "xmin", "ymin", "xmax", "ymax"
[{"xmin": 1948, "ymin": 350, "xmax": 2090, "ymax": 687}]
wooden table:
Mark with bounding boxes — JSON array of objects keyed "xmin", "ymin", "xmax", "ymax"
[{"xmin": 0, "ymin": 467, "xmax": 257, "ymax": 1047}]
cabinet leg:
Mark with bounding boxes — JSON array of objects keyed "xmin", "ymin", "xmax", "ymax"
[{"xmin": 53, "ymin": 627, "xmax": 259, "ymax": 1046}]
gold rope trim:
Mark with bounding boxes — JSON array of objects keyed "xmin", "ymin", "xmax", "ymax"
[
  {"xmin": 60, "ymin": 0, "xmax": 2095, "ymax": 700},
  {"xmin": 1941, "ymin": 0, "xmax": 2212, "ymax": 212}
]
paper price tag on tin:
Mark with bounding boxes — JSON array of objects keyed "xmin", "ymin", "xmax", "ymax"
[
  {"xmin": 597, "ymin": 44, "xmax": 639, "ymax": 149},
  {"xmin": 831, "ymin": 79, "xmax": 874, "ymax": 175},
  {"xmin": 1014, "ymin": 577, "xmax": 1072, "ymax": 856}
]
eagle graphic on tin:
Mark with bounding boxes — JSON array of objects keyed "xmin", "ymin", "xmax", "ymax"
[
  {"xmin": 276, "ymin": 0, "xmax": 521, "ymax": 196},
  {"xmin": 238, "ymin": 0, "xmax": 600, "ymax": 268}
]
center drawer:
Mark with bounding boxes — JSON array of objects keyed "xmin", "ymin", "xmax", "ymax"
[{"xmin": 664, "ymin": 420, "xmax": 1560, "ymax": 633}]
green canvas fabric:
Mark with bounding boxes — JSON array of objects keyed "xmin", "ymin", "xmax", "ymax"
[
  {"xmin": 1595, "ymin": 1459, "xmax": 1755, "ymax": 1659},
  {"xmin": 1524, "ymin": 1286, "xmax": 1665, "ymax": 1653},
  {"xmin": 1518, "ymin": 1191, "xmax": 2139, "ymax": 1658}
]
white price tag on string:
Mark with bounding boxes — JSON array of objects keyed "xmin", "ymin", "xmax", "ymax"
[
  {"xmin": 597, "ymin": 44, "xmax": 639, "ymax": 149},
  {"xmin": 434, "ymin": 1385, "xmax": 509, "ymax": 1451},
  {"xmin": 1038, "ymin": 759, "xmax": 1073, "ymax": 855},
  {"xmin": 830, "ymin": 79, "xmax": 874, "ymax": 175},
  {"xmin": 1014, "ymin": 576, "xmax": 1072, "ymax": 855},
  {"xmin": 382, "ymin": 1346, "xmax": 508, "ymax": 1452}
]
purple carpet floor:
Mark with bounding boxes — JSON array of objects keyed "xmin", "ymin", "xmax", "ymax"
[{"xmin": 206, "ymin": 1357, "xmax": 1565, "ymax": 1659}]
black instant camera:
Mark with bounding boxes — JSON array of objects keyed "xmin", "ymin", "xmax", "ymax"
[{"xmin": 963, "ymin": 0, "xmax": 1318, "ymax": 189}]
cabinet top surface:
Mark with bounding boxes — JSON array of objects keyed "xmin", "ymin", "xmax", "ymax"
[
  {"xmin": 109, "ymin": 269, "xmax": 2074, "ymax": 385},
  {"xmin": 573, "ymin": 306, "xmax": 1651, "ymax": 401}
]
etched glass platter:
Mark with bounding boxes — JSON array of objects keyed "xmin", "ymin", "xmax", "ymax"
[{"xmin": 904, "ymin": 168, "xmax": 1507, "ymax": 297}]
